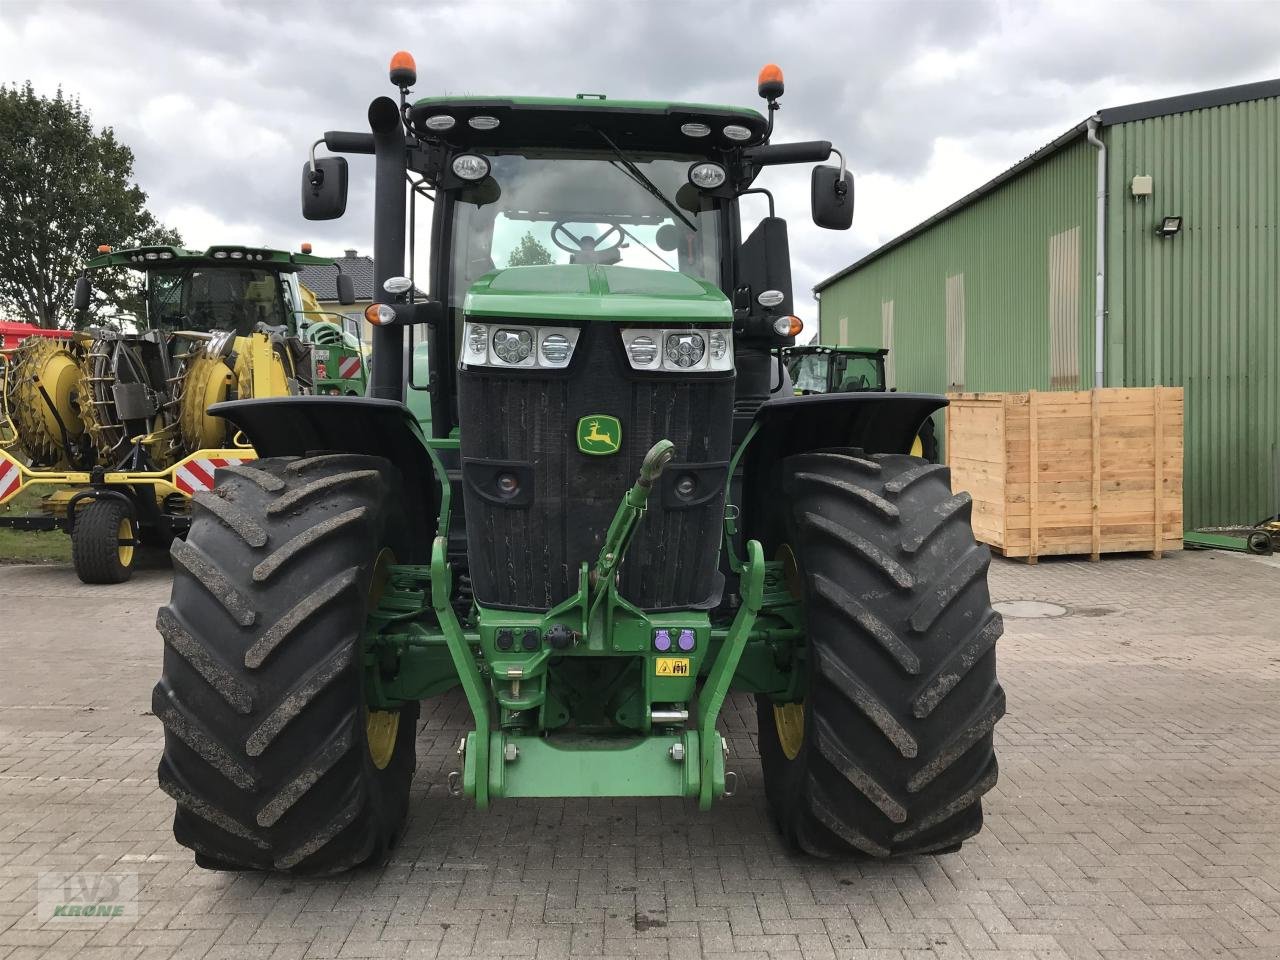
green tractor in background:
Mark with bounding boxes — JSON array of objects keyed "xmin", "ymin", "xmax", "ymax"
[
  {"xmin": 784, "ymin": 344, "xmax": 939, "ymax": 461},
  {"xmin": 0, "ymin": 244, "xmax": 364, "ymax": 582},
  {"xmin": 154, "ymin": 56, "xmax": 1004, "ymax": 873}
]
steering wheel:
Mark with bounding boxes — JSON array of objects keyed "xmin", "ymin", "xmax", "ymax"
[{"xmin": 550, "ymin": 221, "xmax": 625, "ymax": 255}]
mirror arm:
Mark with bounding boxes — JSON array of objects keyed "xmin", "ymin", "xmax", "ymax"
[
  {"xmin": 307, "ymin": 138, "xmax": 326, "ymax": 179},
  {"xmin": 738, "ymin": 187, "xmax": 775, "ymax": 219},
  {"xmin": 830, "ymin": 148, "xmax": 848, "ymax": 186}
]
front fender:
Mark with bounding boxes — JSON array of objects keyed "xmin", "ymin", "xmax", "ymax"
[
  {"xmin": 741, "ymin": 392, "xmax": 947, "ymax": 549},
  {"xmin": 208, "ymin": 396, "xmax": 438, "ymax": 548}
]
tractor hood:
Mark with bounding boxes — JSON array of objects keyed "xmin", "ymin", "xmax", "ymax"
[{"xmin": 463, "ymin": 264, "xmax": 732, "ymax": 324}]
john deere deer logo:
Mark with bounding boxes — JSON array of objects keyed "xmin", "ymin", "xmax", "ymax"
[{"xmin": 577, "ymin": 415, "xmax": 621, "ymax": 455}]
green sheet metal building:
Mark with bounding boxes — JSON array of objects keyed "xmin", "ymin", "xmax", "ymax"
[{"xmin": 815, "ymin": 79, "xmax": 1280, "ymax": 530}]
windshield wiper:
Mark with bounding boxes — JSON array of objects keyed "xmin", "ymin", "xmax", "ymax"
[
  {"xmin": 618, "ymin": 224, "xmax": 676, "ymax": 270},
  {"xmin": 595, "ymin": 128, "xmax": 697, "ymax": 232}
]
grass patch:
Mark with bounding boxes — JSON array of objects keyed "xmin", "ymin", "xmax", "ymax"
[{"xmin": 0, "ymin": 488, "xmax": 71, "ymax": 564}]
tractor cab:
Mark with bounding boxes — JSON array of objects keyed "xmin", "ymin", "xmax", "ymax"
[
  {"xmin": 784, "ymin": 344, "xmax": 888, "ymax": 394},
  {"xmin": 76, "ymin": 244, "xmax": 336, "ymax": 336}
]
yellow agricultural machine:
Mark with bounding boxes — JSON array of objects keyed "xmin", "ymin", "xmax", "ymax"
[{"xmin": 0, "ymin": 243, "xmax": 360, "ymax": 583}]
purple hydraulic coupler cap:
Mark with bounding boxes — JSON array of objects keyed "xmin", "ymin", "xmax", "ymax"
[
  {"xmin": 653, "ymin": 629, "xmax": 673, "ymax": 652},
  {"xmin": 677, "ymin": 629, "xmax": 696, "ymax": 652}
]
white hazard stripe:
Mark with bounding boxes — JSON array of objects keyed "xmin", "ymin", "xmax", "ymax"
[
  {"xmin": 174, "ymin": 457, "xmax": 250, "ymax": 495},
  {"xmin": 338, "ymin": 355, "xmax": 362, "ymax": 379},
  {"xmin": 0, "ymin": 459, "xmax": 21, "ymax": 502}
]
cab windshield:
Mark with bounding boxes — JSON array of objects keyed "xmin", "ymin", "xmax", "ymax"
[
  {"xmin": 147, "ymin": 267, "xmax": 289, "ymax": 334},
  {"xmin": 832, "ymin": 353, "xmax": 883, "ymax": 391},
  {"xmin": 448, "ymin": 153, "xmax": 723, "ymax": 306}
]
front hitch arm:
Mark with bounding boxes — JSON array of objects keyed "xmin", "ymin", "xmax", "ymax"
[{"xmin": 588, "ymin": 439, "xmax": 675, "ymax": 612}]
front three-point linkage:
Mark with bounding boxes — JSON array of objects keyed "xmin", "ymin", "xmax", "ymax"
[{"xmin": 588, "ymin": 439, "xmax": 676, "ymax": 619}]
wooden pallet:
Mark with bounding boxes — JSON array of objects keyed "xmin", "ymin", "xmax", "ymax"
[{"xmin": 946, "ymin": 388, "xmax": 1184, "ymax": 563}]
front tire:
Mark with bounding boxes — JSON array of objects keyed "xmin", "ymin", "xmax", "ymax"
[
  {"xmin": 154, "ymin": 454, "xmax": 418, "ymax": 874},
  {"xmin": 757, "ymin": 450, "xmax": 1004, "ymax": 857}
]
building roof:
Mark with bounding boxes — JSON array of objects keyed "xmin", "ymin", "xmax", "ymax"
[
  {"xmin": 814, "ymin": 77, "xmax": 1280, "ymax": 293},
  {"xmin": 296, "ymin": 250, "xmax": 377, "ymax": 302}
]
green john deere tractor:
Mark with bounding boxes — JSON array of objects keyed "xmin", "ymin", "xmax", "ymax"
[
  {"xmin": 783, "ymin": 344, "xmax": 939, "ymax": 461},
  {"xmin": 154, "ymin": 56, "xmax": 1004, "ymax": 873}
]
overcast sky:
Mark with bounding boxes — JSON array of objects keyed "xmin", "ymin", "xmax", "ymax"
[{"xmin": 4, "ymin": 0, "xmax": 1280, "ymax": 327}]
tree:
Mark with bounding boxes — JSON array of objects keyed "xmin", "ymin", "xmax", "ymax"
[
  {"xmin": 506, "ymin": 230, "xmax": 554, "ymax": 267},
  {"xmin": 0, "ymin": 82, "xmax": 180, "ymax": 329}
]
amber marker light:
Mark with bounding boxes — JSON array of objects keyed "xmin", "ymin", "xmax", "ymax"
[
  {"xmin": 389, "ymin": 51, "xmax": 417, "ymax": 87},
  {"xmin": 365, "ymin": 303, "xmax": 396, "ymax": 326},
  {"xmin": 772, "ymin": 315, "xmax": 803, "ymax": 337},
  {"xmin": 758, "ymin": 64, "xmax": 784, "ymax": 100}
]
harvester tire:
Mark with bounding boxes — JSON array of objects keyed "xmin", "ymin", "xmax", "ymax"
[
  {"xmin": 757, "ymin": 450, "xmax": 1004, "ymax": 858},
  {"xmin": 154, "ymin": 454, "xmax": 418, "ymax": 874},
  {"xmin": 72, "ymin": 498, "xmax": 136, "ymax": 585}
]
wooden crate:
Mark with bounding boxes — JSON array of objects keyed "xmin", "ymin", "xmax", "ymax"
[{"xmin": 945, "ymin": 388, "xmax": 1183, "ymax": 562}]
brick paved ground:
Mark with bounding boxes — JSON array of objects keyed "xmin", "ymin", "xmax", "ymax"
[{"xmin": 1, "ymin": 548, "xmax": 1278, "ymax": 959}]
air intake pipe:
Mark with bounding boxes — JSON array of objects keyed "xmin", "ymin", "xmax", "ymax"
[{"xmin": 369, "ymin": 96, "xmax": 407, "ymax": 400}]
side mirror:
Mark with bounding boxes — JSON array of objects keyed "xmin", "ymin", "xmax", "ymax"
[
  {"xmin": 335, "ymin": 272, "xmax": 356, "ymax": 305},
  {"xmin": 74, "ymin": 275, "xmax": 91, "ymax": 312},
  {"xmin": 811, "ymin": 164, "xmax": 854, "ymax": 230},
  {"xmin": 301, "ymin": 157, "xmax": 349, "ymax": 221}
]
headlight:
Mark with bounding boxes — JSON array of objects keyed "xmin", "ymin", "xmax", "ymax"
[
  {"xmin": 451, "ymin": 153, "xmax": 490, "ymax": 181},
  {"xmin": 680, "ymin": 122, "xmax": 711, "ymax": 138},
  {"xmin": 688, "ymin": 162, "xmax": 727, "ymax": 190},
  {"xmin": 666, "ymin": 333, "xmax": 706, "ymax": 368},
  {"xmin": 424, "ymin": 114, "xmax": 455, "ymax": 131},
  {"xmin": 465, "ymin": 323, "xmax": 489, "ymax": 363},
  {"xmin": 723, "ymin": 124, "xmax": 752, "ymax": 141},
  {"xmin": 540, "ymin": 332, "xmax": 572, "ymax": 365},
  {"xmin": 620, "ymin": 327, "xmax": 733, "ymax": 372},
  {"xmin": 460, "ymin": 322, "xmax": 580, "ymax": 370},
  {"xmin": 468, "ymin": 115, "xmax": 500, "ymax": 130},
  {"xmin": 709, "ymin": 330, "xmax": 730, "ymax": 361},
  {"xmin": 627, "ymin": 335, "xmax": 659, "ymax": 368},
  {"xmin": 493, "ymin": 328, "xmax": 533, "ymax": 364}
]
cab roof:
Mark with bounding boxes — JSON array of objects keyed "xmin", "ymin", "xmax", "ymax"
[
  {"xmin": 785, "ymin": 344, "xmax": 887, "ymax": 358},
  {"xmin": 408, "ymin": 95, "xmax": 769, "ymax": 152},
  {"xmin": 85, "ymin": 245, "xmax": 335, "ymax": 273}
]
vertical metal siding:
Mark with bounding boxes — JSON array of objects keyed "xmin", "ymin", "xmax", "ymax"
[
  {"xmin": 1048, "ymin": 226, "xmax": 1082, "ymax": 387},
  {"xmin": 881, "ymin": 300, "xmax": 896, "ymax": 387},
  {"xmin": 945, "ymin": 273, "xmax": 966, "ymax": 389},
  {"xmin": 1108, "ymin": 96, "xmax": 1280, "ymax": 527}
]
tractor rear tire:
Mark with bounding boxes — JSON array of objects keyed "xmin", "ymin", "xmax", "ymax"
[
  {"xmin": 154, "ymin": 454, "xmax": 419, "ymax": 874},
  {"xmin": 757, "ymin": 450, "xmax": 1004, "ymax": 858},
  {"xmin": 72, "ymin": 499, "xmax": 135, "ymax": 584}
]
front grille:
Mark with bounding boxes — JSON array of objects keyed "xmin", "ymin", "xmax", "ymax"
[{"xmin": 458, "ymin": 324, "xmax": 733, "ymax": 611}]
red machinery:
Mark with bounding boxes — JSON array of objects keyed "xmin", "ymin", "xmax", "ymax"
[{"xmin": 0, "ymin": 322, "xmax": 72, "ymax": 351}]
